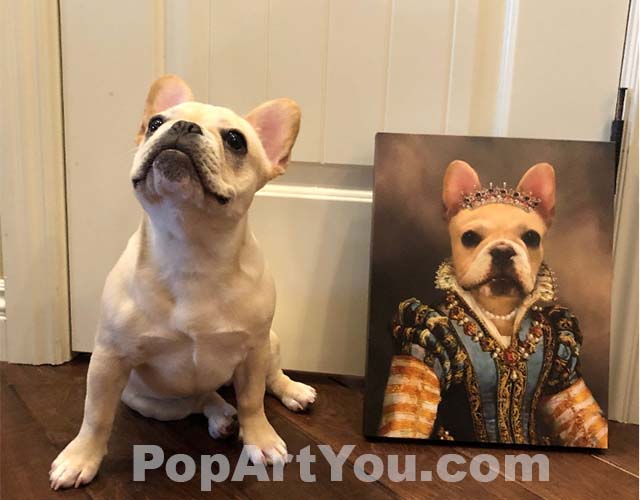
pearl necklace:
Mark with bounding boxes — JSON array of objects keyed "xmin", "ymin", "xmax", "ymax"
[
  {"xmin": 444, "ymin": 294, "xmax": 546, "ymax": 380},
  {"xmin": 479, "ymin": 306, "xmax": 517, "ymax": 322}
]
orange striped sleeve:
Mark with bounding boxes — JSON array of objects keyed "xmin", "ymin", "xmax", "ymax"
[
  {"xmin": 540, "ymin": 378, "xmax": 608, "ymax": 448},
  {"xmin": 378, "ymin": 355, "xmax": 440, "ymax": 438}
]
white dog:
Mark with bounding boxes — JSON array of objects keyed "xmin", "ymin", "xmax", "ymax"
[{"xmin": 50, "ymin": 75, "xmax": 316, "ymax": 489}]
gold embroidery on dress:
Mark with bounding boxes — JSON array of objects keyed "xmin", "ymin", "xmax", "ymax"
[
  {"xmin": 509, "ymin": 360, "xmax": 528, "ymax": 444},
  {"xmin": 463, "ymin": 354, "xmax": 489, "ymax": 442},
  {"xmin": 529, "ymin": 314, "xmax": 555, "ymax": 444},
  {"xmin": 496, "ymin": 363, "xmax": 511, "ymax": 441},
  {"xmin": 436, "ymin": 427, "xmax": 454, "ymax": 441},
  {"xmin": 444, "ymin": 293, "xmax": 547, "ymax": 444}
]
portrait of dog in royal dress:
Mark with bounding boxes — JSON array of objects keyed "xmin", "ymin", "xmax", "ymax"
[{"xmin": 364, "ymin": 134, "xmax": 614, "ymax": 448}]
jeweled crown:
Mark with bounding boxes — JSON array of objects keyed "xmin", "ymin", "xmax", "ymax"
[{"xmin": 461, "ymin": 182, "xmax": 540, "ymax": 212}]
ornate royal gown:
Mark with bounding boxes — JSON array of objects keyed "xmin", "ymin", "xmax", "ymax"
[{"xmin": 378, "ymin": 261, "xmax": 608, "ymax": 448}]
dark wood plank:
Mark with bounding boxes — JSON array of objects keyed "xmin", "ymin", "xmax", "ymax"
[
  {"xmin": 277, "ymin": 372, "xmax": 640, "ymax": 500},
  {"xmin": 597, "ymin": 420, "xmax": 639, "ymax": 476},
  {"xmin": 2, "ymin": 355, "xmax": 90, "ymax": 387},
  {"xmin": 1, "ymin": 368, "xmax": 230, "ymax": 498},
  {"xmin": 1, "ymin": 360, "xmax": 393, "ymax": 499},
  {"xmin": 271, "ymin": 374, "xmax": 542, "ymax": 499},
  {"xmin": 0, "ymin": 384, "xmax": 90, "ymax": 500},
  {"xmin": 2, "ymin": 359, "xmax": 638, "ymax": 500},
  {"xmin": 453, "ymin": 443, "xmax": 638, "ymax": 500}
]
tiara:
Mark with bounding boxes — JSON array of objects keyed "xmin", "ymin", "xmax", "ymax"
[{"xmin": 461, "ymin": 182, "xmax": 540, "ymax": 212}]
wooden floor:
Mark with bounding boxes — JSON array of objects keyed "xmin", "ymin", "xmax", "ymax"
[{"xmin": 1, "ymin": 356, "xmax": 637, "ymax": 499}]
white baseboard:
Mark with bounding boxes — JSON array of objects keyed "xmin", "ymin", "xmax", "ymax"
[{"xmin": 251, "ymin": 186, "xmax": 372, "ymax": 376}]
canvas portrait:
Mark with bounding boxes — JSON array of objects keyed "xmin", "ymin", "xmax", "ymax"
[{"xmin": 363, "ymin": 134, "xmax": 615, "ymax": 448}]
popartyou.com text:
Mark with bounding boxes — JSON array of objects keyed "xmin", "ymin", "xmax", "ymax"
[{"xmin": 133, "ymin": 444, "xmax": 550, "ymax": 490}]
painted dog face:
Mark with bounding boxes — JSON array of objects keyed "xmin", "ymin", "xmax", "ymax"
[{"xmin": 442, "ymin": 160, "xmax": 556, "ymax": 310}]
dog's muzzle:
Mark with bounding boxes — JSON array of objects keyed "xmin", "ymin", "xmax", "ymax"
[
  {"xmin": 132, "ymin": 120, "xmax": 231, "ymax": 205},
  {"xmin": 484, "ymin": 245, "xmax": 523, "ymax": 295},
  {"xmin": 490, "ymin": 245, "xmax": 516, "ymax": 269},
  {"xmin": 151, "ymin": 148, "xmax": 193, "ymax": 181}
]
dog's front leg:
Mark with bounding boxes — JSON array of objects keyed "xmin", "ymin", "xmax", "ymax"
[
  {"xmin": 234, "ymin": 335, "xmax": 287, "ymax": 466},
  {"xmin": 50, "ymin": 344, "xmax": 131, "ymax": 489}
]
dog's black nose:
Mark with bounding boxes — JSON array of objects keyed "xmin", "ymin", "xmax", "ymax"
[
  {"xmin": 170, "ymin": 120, "xmax": 203, "ymax": 137},
  {"xmin": 490, "ymin": 245, "xmax": 516, "ymax": 267}
]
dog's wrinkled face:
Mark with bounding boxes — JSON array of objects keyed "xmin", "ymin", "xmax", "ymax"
[
  {"xmin": 449, "ymin": 204, "xmax": 547, "ymax": 297},
  {"xmin": 442, "ymin": 160, "xmax": 556, "ymax": 305},
  {"xmin": 131, "ymin": 75, "xmax": 300, "ymax": 223}
]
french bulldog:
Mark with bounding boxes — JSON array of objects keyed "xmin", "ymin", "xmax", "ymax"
[
  {"xmin": 50, "ymin": 75, "xmax": 316, "ymax": 489},
  {"xmin": 442, "ymin": 160, "xmax": 555, "ymax": 345}
]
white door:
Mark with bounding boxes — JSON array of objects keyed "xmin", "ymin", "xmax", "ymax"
[{"xmin": 60, "ymin": 0, "xmax": 629, "ymax": 375}]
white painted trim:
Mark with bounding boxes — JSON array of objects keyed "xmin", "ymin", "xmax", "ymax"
[
  {"xmin": 493, "ymin": 0, "xmax": 520, "ymax": 136},
  {"xmin": 609, "ymin": 0, "xmax": 639, "ymax": 424},
  {"xmin": 443, "ymin": 0, "xmax": 460, "ymax": 133},
  {"xmin": 318, "ymin": 0, "xmax": 331, "ymax": 163},
  {"xmin": 620, "ymin": 0, "xmax": 638, "ymax": 89},
  {"xmin": 256, "ymin": 184, "xmax": 372, "ymax": 203},
  {"xmin": 1, "ymin": 1, "xmax": 72, "ymax": 364},
  {"xmin": 0, "ymin": 279, "xmax": 5, "ymax": 351},
  {"xmin": 617, "ymin": 0, "xmax": 638, "ymax": 212},
  {"xmin": 251, "ymin": 193, "xmax": 372, "ymax": 375},
  {"xmin": 0, "ymin": 278, "xmax": 5, "ymax": 357},
  {"xmin": 443, "ymin": 1, "xmax": 480, "ymax": 134},
  {"xmin": 0, "ymin": 279, "xmax": 5, "ymax": 320},
  {"xmin": 381, "ymin": 0, "xmax": 395, "ymax": 131},
  {"xmin": 152, "ymin": 0, "xmax": 165, "ymax": 76}
]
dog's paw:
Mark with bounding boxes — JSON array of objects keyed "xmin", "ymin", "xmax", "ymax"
[
  {"xmin": 206, "ymin": 402, "xmax": 238, "ymax": 439},
  {"xmin": 241, "ymin": 420, "xmax": 288, "ymax": 465},
  {"xmin": 280, "ymin": 381, "xmax": 317, "ymax": 412},
  {"xmin": 49, "ymin": 437, "xmax": 105, "ymax": 490}
]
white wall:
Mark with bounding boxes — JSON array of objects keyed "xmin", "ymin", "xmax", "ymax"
[
  {"xmin": 1, "ymin": 1, "xmax": 71, "ymax": 364},
  {"xmin": 166, "ymin": 1, "xmax": 628, "ymax": 162},
  {"xmin": 60, "ymin": 0, "xmax": 162, "ymax": 353},
  {"xmin": 609, "ymin": 0, "xmax": 639, "ymax": 425},
  {"xmin": 53, "ymin": 0, "xmax": 635, "ymax": 422}
]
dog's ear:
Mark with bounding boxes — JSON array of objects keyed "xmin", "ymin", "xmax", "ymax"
[
  {"xmin": 443, "ymin": 160, "xmax": 481, "ymax": 219},
  {"xmin": 246, "ymin": 98, "xmax": 301, "ymax": 179},
  {"xmin": 517, "ymin": 163, "xmax": 556, "ymax": 224},
  {"xmin": 135, "ymin": 75, "xmax": 194, "ymax": 145}
]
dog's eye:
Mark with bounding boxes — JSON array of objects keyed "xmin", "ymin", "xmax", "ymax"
[
  {"xmin": 461, "ymin": 230, "xmax": 482, "ymax": 248},
  {"xmin": 148, "ymin": 116, "xmax": 164, "ymax": 134},
  {"xmin": 522, "ymin": 230, "xmax": 541, "ymax": 248},
  {"xmin": 222, "ymin": 129, "xmax": 247, "ymax": 154}
]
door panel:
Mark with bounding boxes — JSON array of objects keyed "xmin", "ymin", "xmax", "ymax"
[
  {"xmin": 62, "ymin": 0, "xmax": 628, "ymax": 375},
  {"xmin": 509, "ymin": 0, "xmax": 627, "ymax": 139},
  {"xmin": 60, "ymin": 0, "xmax": 161, "ymax": 352}
]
